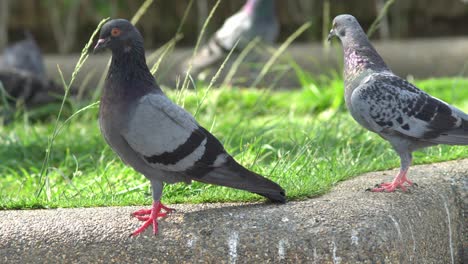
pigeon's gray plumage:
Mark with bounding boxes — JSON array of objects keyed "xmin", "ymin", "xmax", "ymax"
[
  {"xmin": 0, "ymin": 32, "xmax": 46, "ymax": 80},
  {"xmin": 94, "ymin": 19, "xmax": 285, "ymax": 236},
  {"xmin": 0, "ymin": 69, "xmax": 64, "ymax": 107},
  {"xmin": 183, "ymin": 0, "xmax": 278, "ymax": 77},
  {"xmin": 0, "ymin": 32, "xmax": 70, "ymax": 118},
  {"xmin": 329, "ymin": 14, "xmax": 468, "ymax": 192}
]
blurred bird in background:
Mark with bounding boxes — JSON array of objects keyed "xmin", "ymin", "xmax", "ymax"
[
  {"xmin": 0, "ymin": 32, "xmax": 73, "ymax": 123},
  {"xmin": 181, "ymin": 0, "xmax": 278, "ymax": 85}
]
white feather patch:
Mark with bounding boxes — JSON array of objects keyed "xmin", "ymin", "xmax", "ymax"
[
  {"xmin": 213, "ymin": 153, "xmax": 228, "ymax": 167},
  {"xmin": 216, "ymin": 11, "xmax": 251, "ymax": 49}
]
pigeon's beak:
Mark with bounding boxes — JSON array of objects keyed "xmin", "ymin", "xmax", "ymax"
[
  {"xmin": 93, "ymin": 38, "xmax": 110, "ymax": 53},
  {"xmin": 327, "ymin": 29, "xmax": 336, "ymax": 42}
]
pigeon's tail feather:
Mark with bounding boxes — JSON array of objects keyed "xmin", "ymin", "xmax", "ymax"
[
  {"xmin": 430, "ymin": 119, "xmax": 468, "ymax": 145},
  {"xmin": 196, "ymin": 158, "xmax": 286, "ymax": 203}
]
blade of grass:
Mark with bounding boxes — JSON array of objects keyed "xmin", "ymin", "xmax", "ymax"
[
  {"xmin": 194, "ymin": 38, "xmax": 240, "ymax": 117},
  {"xmin": 181, "ymin": 0, "xmax": 222, "ymax": 92},
  {"xmin": 36, "ymin": 18, "xmax": 109, "ymax": 199},
  {"xmin": 322, "ymin": 0, "xmax": 330, "ymax": 48},
  {"xmin": 252, "ymin": 22, "xmax": 311, "ymax": 87},
  {"xmin": 367, "ymin": 0, "xmax": 395, "ymax": 38},
  {"xmin": 221, "ymin": 37, "xmax": 260, "ymax": 86},
  {"xmin": 150, "ymin": 0, "xmax": 194, "ymax": 76},
  {"xmin": 150, "ymin": 34, "xmax": 183, "ymax": 75},
  {"xmin": 130, "ymin": 0, "xmax": 155, "ymax": 25}
]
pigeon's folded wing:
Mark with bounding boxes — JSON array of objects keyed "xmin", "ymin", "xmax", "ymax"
[
  {"xmin": 121, "ymin": 93, "xmax": 226, "ymax": 173},
  {"xmin": 351, "ymin": 73, "xmax": 466, "ymax": 142}
]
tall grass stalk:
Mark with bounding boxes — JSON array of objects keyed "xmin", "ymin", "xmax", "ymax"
[
  {"xmin": 130, "ymin": 0, "xmax": 155, "ymax": 25},
  {"xmin": 221, "ymin": 37, "xmax": 260, "ymax": 86},
  {"xmin": 181, "ymin": 0, "xmax": 222, "ymax": 93},
  {"xmin": 367, "ymin": 0, "xmax": 395, "ymax": 38},
  {"xmin": 252, "ymin": 22, "xmax": 311, "ymax": 87},
  {"xmin": 175, "ymin": 0, "xmax": 194, "ymax": 37},
  {"xmin": 150, "ymin": 34, "xmax": 183, "ymax": 75},
  {"xmin": 35, "ymin": 18, "xmax": 109, "ymax": 199},
  {"xmin": 194, "ymin": 39, "xmax": 240, "ymax": 117},
  {"xmin": 150, "ymin": 0, "xmax": 193, "ymax": 75},
  {"xmin": 0, "ymin": 81, "xmax": 12, "ymax": 112},
  {"xmin": 322, "ymin": 0, "xmax": 330, "ymax": 48}
]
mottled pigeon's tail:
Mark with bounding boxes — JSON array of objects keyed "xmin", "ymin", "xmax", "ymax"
[
  {"xmin": 196, "ymin": 157, "xmax": 286, "ymax": 203},
  {"xmin": 432, "ymin": 118, "xmax": 468, "ymax": 145}
]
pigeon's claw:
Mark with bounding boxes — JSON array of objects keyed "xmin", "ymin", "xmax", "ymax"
[
  {"xmin": 371, "ymin": 181, "xmax": 407, "ymax": 192},
  {"xmin": 131, "ymin": 208, "xmax": 152, "ymax": 217},
  {"xmin": 159, "ymin": 203, "xmax": 176, "ymax": 213},
  {"xmin": 371, "ymin": 170, "xmax": 413, "ymax": 192},
  {"xmin": 130, "ymin": 201, "xmax": 174, "ymax": 236}
]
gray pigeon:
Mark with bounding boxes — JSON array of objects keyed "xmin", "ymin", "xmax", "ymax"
[
  {"xmin": 0, "ymin": 32, "xmax": 47, "ymax": 80},
  {"xmin": 183, "ymin": 0, "xmax": 278, "ymax": 77},
  {"xmin": 0, "ymin": 69, "xmax": 65, "ymax": 108},
  {"xmin": 94, "ymin": 19, "xmax": 285, "ymax": 236},
  {"xmin": 328, "ymin": 14, "xmax": 468, "ymax": 192},
  {"xmin": 0, "ymin": 33, "xmax": 73, "ymax": 118}
]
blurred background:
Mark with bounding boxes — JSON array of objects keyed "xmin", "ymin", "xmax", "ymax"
[
  {"xmin": 1, "ymin": 0, "xmax": 468, "ymax": 52},
  {"xmin": 0, "ymin": 0, "xmax": 467, "ymax": 96}
]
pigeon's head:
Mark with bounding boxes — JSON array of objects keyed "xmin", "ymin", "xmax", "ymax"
[
  {"xmin": 328, "ymin": 14, "xmax": 364, "ymax": 42},
  {"xmin": 94, "ymin": 19, "xmax": 144, "ymax": 54}
]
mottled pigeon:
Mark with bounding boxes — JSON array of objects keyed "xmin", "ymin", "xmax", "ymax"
[
  {"xmin": 328, "ymin": 14, "xmax": 468, "ymax": 192},
  {"xmin": 183, "ymin": 0, "xmax": 278, "ymax": 76},
  {"xmin": 94, "ymin": 19, "xmax": 286, "ymax": 236},
  {"xmin": 0, "ymin": 32, "xmax": 47, "ymax": 80}
]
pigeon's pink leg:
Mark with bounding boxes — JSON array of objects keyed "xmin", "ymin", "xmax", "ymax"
[
  {"xmin": 131, "ymin": 201, "xmax": 174, "ymax": 236},
  {"xmin": 371, "ymin": 169, "xmax": 412, "ymax": 192}
]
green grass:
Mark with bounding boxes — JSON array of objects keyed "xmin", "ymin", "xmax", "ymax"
[{"xmin": 1, "ymin": 77, "xmax": 468, "ymax": 209}]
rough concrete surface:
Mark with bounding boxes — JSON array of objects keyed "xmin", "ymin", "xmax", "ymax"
[{"xmin": 0, "ymin": 159, "xmax": 466, "ymax": 263}]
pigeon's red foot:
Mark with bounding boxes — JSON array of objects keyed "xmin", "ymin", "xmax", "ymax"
[
  {"xmin": 130, "ymin": 201, "xmax": 175, "ymax": 236},
  {"xmin": 371, "ymin": 171, "xmax": 413, "ymax": 192}
]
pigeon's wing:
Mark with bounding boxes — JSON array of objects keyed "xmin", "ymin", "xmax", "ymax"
[
  {"xmin": 351, "ymin": 73, "xmax": 468, "ymax": 144},
  {"xmin": 121, "ymin": 92, "xmax": 225, "ymax": 174},
  {"xmin": 121, "ymin": 93, "xmax": 285, "ymax": 202}
]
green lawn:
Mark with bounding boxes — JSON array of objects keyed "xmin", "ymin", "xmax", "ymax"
[{"xmin": 1, "ymin": 77, "xmax": 468, "ymax": 209}]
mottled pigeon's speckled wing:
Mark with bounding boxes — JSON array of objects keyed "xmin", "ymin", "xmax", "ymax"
[{"xmin": 351, "ymin": 73, "xmax": 466, "ymax": 142}]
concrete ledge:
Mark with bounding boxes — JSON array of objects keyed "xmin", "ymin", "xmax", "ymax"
[{"xmin": 1, "ymin": 160, "xmax": 466, "ymax": 263}]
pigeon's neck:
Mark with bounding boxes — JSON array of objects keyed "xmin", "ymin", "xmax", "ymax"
[
  {"xmin": 105, "ymin": 46, "xmax": 158, "ymax": 101},
  {"xmin": 342, "ymin": 38, "xmax": 389, "ymax": 86},
  {"xmin": 243, "ymin": 0, "xmax": 275, "ymax": 20}
]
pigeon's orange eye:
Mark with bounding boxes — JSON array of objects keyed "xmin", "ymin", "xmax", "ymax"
[{"xmin": 111, "ymin": 28, "xmax": 121, "ymax": 37}]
